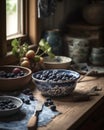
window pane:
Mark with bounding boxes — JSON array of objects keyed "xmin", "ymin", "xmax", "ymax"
[{"xmin": 6, "ymin": 0, "xmax": 23, "ymax": 37}]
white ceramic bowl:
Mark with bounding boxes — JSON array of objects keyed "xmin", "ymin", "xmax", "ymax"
[
  {"xmin": 43, "ymin": 56, "xmax": 72, "ymax": 69},
  {"xmin": 0, "ymin": 65, "xmax": 32, "ymax": 91}
]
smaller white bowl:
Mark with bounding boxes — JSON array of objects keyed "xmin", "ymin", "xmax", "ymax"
[{"xmin": 43, "ymin": 56, "xmax": 72, "ymax": 69}]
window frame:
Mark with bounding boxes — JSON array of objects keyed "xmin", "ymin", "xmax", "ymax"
[
  {"xmin": 0, "ymin": 0, "xmax": 40, "ymax": 65},
  {"xmin": 6, "ymin": 0, "xmax": 23, "ymax": 37}
]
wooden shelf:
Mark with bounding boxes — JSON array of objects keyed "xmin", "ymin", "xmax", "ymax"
[
  {"xmin": 63, "ymin": 22, "xmax": 104, "ymax": 47},
  {"xmin": 67, "ymin": 22, "xmax": 104, "ymax": 31}
]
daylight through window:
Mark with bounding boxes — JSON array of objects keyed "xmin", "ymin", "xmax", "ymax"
[{"xmin": 6, "ymin": 0, "xmax": 23, "ymax": 37}]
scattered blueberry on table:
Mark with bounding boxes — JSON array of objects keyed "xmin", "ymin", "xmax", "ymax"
[
  {"xmin": 20, "ymin": 88, "xmax": 37, "ymax": 105},
  {"xmin": 44, "ymin": 97, "xmax": 57, "ymax": 111}
]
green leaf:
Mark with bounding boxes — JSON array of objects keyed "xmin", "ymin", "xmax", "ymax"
[
  {"xmin": 39, "ymin": 39, "xmax": 46, "ymax": 47},
  {"xmin": 38, "ymin": 38, "xmax": 55, "ymax": 58},
  {"xmin": 47, "ymin": 52, "xmax": 55, "ymax": 58},
  {"xmin": 11, "ymin": 38, "xmax": 19, "ymax": 47},
  {"xmin": 39, "ymin": 41, "xmax": 50, "ymax": 52},
  {"xmin": 11, "ymin": 38, "xmax": 29, "ymax": 59},
  {"xmin": 45, "ymin": 47, "xmax": 51, "ymax": 52},
  {"xmin": 12, "ymin": 48, "xmax": 19, "ymax": 58}
]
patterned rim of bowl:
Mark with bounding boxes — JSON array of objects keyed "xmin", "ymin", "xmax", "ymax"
[{"xmin": 32, "ymin": 69, "xmax": 80, "ymax": 83}]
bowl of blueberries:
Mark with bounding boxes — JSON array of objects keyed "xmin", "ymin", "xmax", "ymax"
[
  {"xmin": 32, "ymin": 69, "xmax": 80, "ymax": 97},
  {"xmin": 0, "ymin": 65, "xmax": 32, "ymax": 91},
  {"xmin": 0, "ymin": 96, "xmax": 23, "ymax": 116}
]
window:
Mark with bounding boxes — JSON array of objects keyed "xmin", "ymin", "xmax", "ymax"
[
  {"xmin": 0, "ymin": 0, "xmax": 39, "ymax": 65},
  {"xmin": 6, "ymin": 0, "xmax": 23, "ymax": 37}
]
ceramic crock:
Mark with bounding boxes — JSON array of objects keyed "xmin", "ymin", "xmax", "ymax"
[
  {"xmin": 90, "ymin": 47, "xmax": 104, "ymax": 65},
  {"xmin": 68, "ymin": 38, "xmax": 90, "ymax": 63}
]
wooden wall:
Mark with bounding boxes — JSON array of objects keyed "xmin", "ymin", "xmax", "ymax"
[{"xmin": 39, "ymin": 0, "xmax": 88, "ymax": 33}]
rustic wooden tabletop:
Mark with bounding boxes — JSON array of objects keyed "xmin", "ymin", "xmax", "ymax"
[{"xmin": 33, "ymin": 76, "xmax": 104, "ymax": 130}]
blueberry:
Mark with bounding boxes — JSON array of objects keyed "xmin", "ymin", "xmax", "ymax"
[
  {"xmin": 6, "ymin": 73, "xmax": 12, "ymax": 78},
  {"xmin": 42, "ymin": 77, "xmax": 46, "ymax": 80},
  {"xmin": 22, "ymin": 88, "xmax": 31, "ymax": 95},
  {"xmin": 20, "ymin": 98, "xmax": 25, "ymax": 103},
  {"xmin": 0, "ymin": 71, "xmax": 6, "ymax": 77},
  {"xmin": 44, "ymin": 101, "xmax": 50, "ymax": 106},
  {"xmin": 35, "ymin": 74, "xmax": 41, "ymax": 79},
  {"xmin": 10, "ymin": 73, "xmax": 15, "ymax": 78},
  {"xmin": 29, "ymin": 95, "xmax": 34, "ymax": 101},
  {"xmin": 18, "ymin": 71, "xmax": 25, "ymax": 76},
  {"xmin": 53, "ymin": 70, "xmax": 58, "ymax": 75},
  {"xmin": 28, "ymin": 91, "xmax": 33, "ymax": 95},
  {"xmin": 50, "ymin": 105, "xmax": 56, "ymax": 111},
  {"xmin": 48, "ymin": 100, "xmax": 54, "ymax": 105},
  {"xmin": 48, "ymin": 73, "xmax": 53, "ymax": 77},
  {"xmin": 24, "ymin": 99, "xmax": 30, "ymax": 104},
  {"xmin": 46, "ymin": 97, "xmax": 52, "ymax": 101}
]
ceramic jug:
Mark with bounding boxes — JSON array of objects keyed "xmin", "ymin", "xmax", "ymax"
[{"xmin": 45, "ymin": 29, "xmax": 63, "ymax": 55}]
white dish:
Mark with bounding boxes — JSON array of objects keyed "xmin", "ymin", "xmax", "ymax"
[{"xmin": 43, "ymin": 56, "xmax": 72, "ymax": 69}]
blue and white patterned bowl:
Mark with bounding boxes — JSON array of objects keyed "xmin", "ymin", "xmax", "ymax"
[{"xmin": 32, "ymin": 69, "xmax": 80, "ymax": 97}]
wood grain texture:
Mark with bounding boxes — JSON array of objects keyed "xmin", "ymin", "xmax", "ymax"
[{"xmin": 32, "ymin": 76, "xmax": 104, "ymax": 130}]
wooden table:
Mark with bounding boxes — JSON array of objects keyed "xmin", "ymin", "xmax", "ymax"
[{"xmin": 32, "ymin": 76, "xmax": 104, "ymax": 130}]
